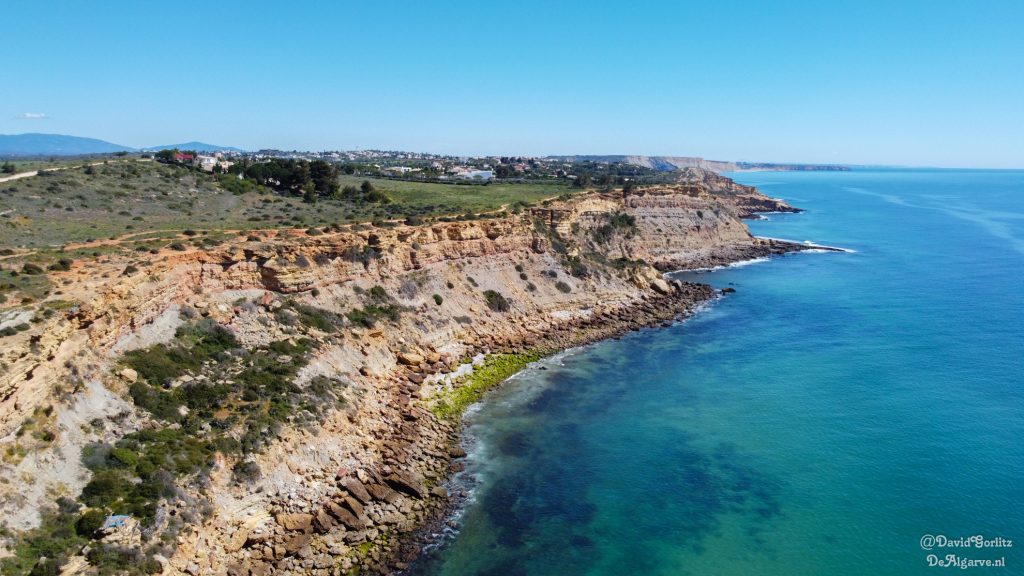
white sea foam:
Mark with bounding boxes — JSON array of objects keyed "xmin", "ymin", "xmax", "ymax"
[
  {"xmin": 682, "ymin": 256, "xmax": 771, "ymax": 273},
  {"xmin": 755, "ymin": 236, "xmax": 855, "ymax": 253}
]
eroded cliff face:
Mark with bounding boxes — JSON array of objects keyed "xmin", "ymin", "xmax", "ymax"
[{"xmin": 0, "ymin": 177, "xmax": 798, "ymax": 574}]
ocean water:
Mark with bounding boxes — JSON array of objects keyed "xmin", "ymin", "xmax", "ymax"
[{"xmin": 413, "ymin": 170, "xmax": 1024, "ymax": 576}]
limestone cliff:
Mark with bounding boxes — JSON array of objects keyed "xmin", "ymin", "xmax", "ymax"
[{"xmin": 0, "ymin": 173, "xmax": 804, "ymax": 575}]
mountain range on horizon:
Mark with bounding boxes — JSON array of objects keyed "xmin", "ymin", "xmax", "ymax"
[{"xmin": 0, "ymin": 133, "xmax": 244, "ymax": 156}]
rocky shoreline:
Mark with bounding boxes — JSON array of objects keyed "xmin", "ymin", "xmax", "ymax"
[
  {"xmin": 386, "ymin": 281, "xmax": 717, "ymax": 574},
  {"xmin": 655, "ymin": 238, "xmax": 843, "ymax": 272},
  {"xmin": 258, "ymin": 280, "xmax": 718, "ymax": 576}
]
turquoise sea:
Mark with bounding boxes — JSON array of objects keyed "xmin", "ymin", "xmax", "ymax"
[{"xmin": 413, "ymin": 170, "xmax": 1024, "ymax": 575}]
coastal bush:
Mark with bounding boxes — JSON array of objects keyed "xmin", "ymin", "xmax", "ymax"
[
  {"xmin": 566, "ymin": 256, "xmax": 589, "ymax": 278},
  {"xmin": 368, "ymin": 285, "xmax": 389, "ymax": 302},
  {"xmin": 232, "ymin": 461, "xmax": 262, "ymax": 484},
  {"xmin": 342, "ymin": 244, "xmax": 381, "ymax": 268},
  {"xmin": 123, "ymin": 322, "xmax": 237, "ymax": 388},
  {"xmin": 433, "ymin": 294, "xmax": 443, "ymax": 305},
  {"xmin": 590, "ymin": 211, "xmax": 637, "ymax": 245},
  {"xmin": 75, "ymin": 509, "xmax": 107, "ymax": 538},
  {"xmin": 288, "ymin": 302, "xmax": 344, "ymax": 333},
  {"xmin": 555, "ymin": 281, "xmax": 571, "ymax": 293},
  {"xmin": 0, "ymin": 498, "xmax": 87, "ymax": 575},
  {"xmin": 86, "ymin": 544, "xmax": 163, "ymax": 575},
  {"xmin": 22, "ymin": 263, "xmax": 45, "ymax": 275},
  {"xmin": 346, "ymin": 304, "xmax": 401, "ymax": 328},
  {"xmin": 47, "ymin": 258, "xmax": 73, "ymax": 272},
  {"xmin": 483, "ymin": 290, "xmax": 510, "ymax": 312}
]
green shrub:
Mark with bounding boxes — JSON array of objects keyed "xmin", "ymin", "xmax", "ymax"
[
  {"xmin": 367, "ymin": 285, "xmax": 388, "ymax": 302},
  {"xmin": 483, "ymin": 290, "xmax": 510, "ymax": 312},
  {"xmin": 567, "ymin": 255, "xmax": 589, "ymax": 278},
  {"xmin": 22, "ymin": 263, "xmax": 45, "ymax": 275},
  {"xmin": 75, "ymin": 509, "xmax": 107, "ymax": 538},
  {"xmin": 232, "ymin": 461, "xmax": 261, "ymax": 483},
  {"xmin": 47, "ymin": 258, "xmax": 73, "ymax": 272},
  {"xmin": 433, "ymin": 294, "xmax": 443, "ymax": 305},
  {"xmin": 346, "ymin": 304, "xmax": 401, "ymax": 328},
  {"xmin": 555, "ymin": 281, "xmax": 571, "ymax": 293},
  {"xmin": 289, "ymin": 302, "xmax": 344, "ymax": 332}
]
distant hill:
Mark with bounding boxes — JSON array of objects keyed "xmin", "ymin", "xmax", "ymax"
[
  {"xmin": 545, "ymin": 155, "xmax": 738, "ymax": 173},
  {"xmin": 546, "ymin": 155, "xmax": 849, "ymax": 173},
  {"xmin": 0, "ymin": 134, "xmax": 245, "ymax": 156},
  {"xmin": 0, "ymin": 133, "xmax": 134, "ymax": 156},
  {"xmin": 144, "ymin": 142, "xmax": 245, "ymax": 153}
]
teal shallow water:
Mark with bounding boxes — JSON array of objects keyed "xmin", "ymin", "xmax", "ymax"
[{"xmin": 413, "ymin": 170, "xmax": 1024, "ymax": 575}]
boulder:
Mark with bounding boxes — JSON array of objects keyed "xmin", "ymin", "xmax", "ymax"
[
  {"xmin": 313, "ymin": 508, "xmax": 335, "ymax": 532},
  {"xmin": 327, "ymin": 501, "xmax": 366, "ymax": 529},
  {"xmin": 650, "ymin": 278, "xmax": 672, "ymax": 295},
  {"xmin": 118, "ymin": 368, "xmax": 138, "ymax": 383},
  {"xmin": 397, "ymin": 352, "xmax": 424, "ymax": 366},
  {"xmin": 282, "ymin": 532, "xmax": 311, "ymax": 555},
  {"xmin": 365, "ymin": 482, "xmax": 399, "ymax": 503},
  {"xmin": 225, "ymin": 528, "xmax": 249, "ymax": 552},
  {"xmin": 385, "ymin": 472, "xmax": 426, "ymax": 498},
  {"xmin": 341, "ymin": 495, "xmax": 364, "ymax": 518},
  {"xmin": 276, "ymin": 513, "xmax": 314, "ymax": 533},
  {"xmin": 340, "ymin": 478, "xmax": 372, "ymax": 505}
]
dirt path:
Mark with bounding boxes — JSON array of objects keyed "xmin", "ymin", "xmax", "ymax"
[{"xmin": 0, "ymin": 158, "xmax": 151, "ymax": 184}]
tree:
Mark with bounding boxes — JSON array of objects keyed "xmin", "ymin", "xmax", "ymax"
[
  {"xmin": 360, "ymin": 180, "xmax": 374, "ymax": 194},
  {"xmin": 302, "ymin": 183, "xmax": 317, "ymax": 204},
  {"xmin": 572, "ymin": 173, "xmax": 592, "ymax": 188},
  {"xmin": 1, "ymin": 161, "xmax": 16, "ymax": 174},
  {"xmin": 623, "ymin": 181, "xmax": 637, "ymax": 197},
  {"xmin": 309, "ymin": 160, "xmax": 338, "ymax": 195},
  {"xmin": 154, "ymin": 149, "xmax": 177, "ymax": 163}
]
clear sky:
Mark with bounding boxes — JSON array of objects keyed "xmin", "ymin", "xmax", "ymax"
[{"xmin": 2, "ymin": 0, "xmax": 1022, "ymax": 167}]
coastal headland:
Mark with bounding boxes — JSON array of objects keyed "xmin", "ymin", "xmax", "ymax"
[{"xmin": 0, "ymin": 167, "xmax": 816, "ymax": 575}]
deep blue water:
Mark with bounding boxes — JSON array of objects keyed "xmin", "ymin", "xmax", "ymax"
[{"xmin": 415, "ymin": 170, "xmax": 1024, "ymax": 575}]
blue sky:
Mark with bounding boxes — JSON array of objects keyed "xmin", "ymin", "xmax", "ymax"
[{"xmin": 2, "ymin": 1, "xmax": 1022, "ymax": 167}]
